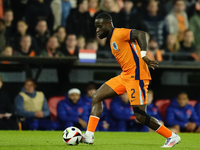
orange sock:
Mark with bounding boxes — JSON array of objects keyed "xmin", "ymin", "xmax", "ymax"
[
  {"xmin": 87, "ymin": 116, "xmax": 100, "ymax": 132},
  {"xmin": 156, "ymin": 124, "xmax": 173, "ymax": 138}
]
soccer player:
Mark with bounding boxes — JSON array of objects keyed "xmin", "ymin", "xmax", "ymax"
[{"xmin": 81, "ymin": 12, "xmax": 181, "ymax": 148}]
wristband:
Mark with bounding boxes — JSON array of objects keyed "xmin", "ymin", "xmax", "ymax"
[{"xmin": 141, "ymin": 51, "xmax": 146, "ymax": 58}]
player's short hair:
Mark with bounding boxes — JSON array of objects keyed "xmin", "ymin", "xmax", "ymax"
[
  {"xmin": 95, "ymin": 12, "xmax": 112, "ymax": 22},
  {"xmin": 173, "ymin": 0, "xmax": 185, "ymax": 5}
]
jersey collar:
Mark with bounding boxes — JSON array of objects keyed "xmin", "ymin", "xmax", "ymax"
[{"xmin": 109, "ymin": 28, "xmax": 115, "ymax": 41}]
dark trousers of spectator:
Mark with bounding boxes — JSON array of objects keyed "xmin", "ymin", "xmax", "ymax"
[
  {"xmin": 0, "ymin": 118, "xmax": 19, "ymax": 130},
  {"xmin": 25, "ymin": 118, "xmax": 57, "ymax": 130}
]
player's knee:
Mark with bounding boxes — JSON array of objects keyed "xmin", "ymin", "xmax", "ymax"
[
  {"xmin": 134, "ymin": 112, "xmax": 145, "ymax": 124},
  {"xmin": 133, "ymin": 107, "xmax": 151, "ymax": 126},
  {"xmin": 91, "ymin": 92, "xmax": 100, "ymax": 104}
]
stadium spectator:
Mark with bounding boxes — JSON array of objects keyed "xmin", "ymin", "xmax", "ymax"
[
  {"xmin": 164, "ymin": 34, "xmax": 180, "ymax": 53},
  {"xmin": 142, "ymin": 0, "xmax": 169, "ymax": 48},
  {"xmin": 180, "ymin": 29, "xmax": 195, "ymax": 52},
  {"xmin": 50, "ymin": 0, "xmax": 61, "ymax": 30},
  {"xmin": 61, "ymin": 34, "xmax": 79, "ymax": 56},
  {"xmin": 86, "ymin": 39, "xmax": 98, "ymax": 51},
  {"xmin": 66, "ymin": 0, "xmax": 94, "ymax": 39},
  {"xmin": 40, "ymin": 36, "xmax": 64, "ymax": 57},
  {"xmin": 10, "ymin": 20, "xmax": 39, "ymax": 53},
  {"xmin": 57, "ymin": 88, "xmax": 88, "ymax": 130},
  {"xmin": 14, "ymin": 35, "xmax": 36, "ymax": 57},
  {"xmin": 189, "ymin": 9, "xmax": 200, "ymax": 47},
  {"xmin": 0, "ymin": 75, "xmax": 18, "ymax": 130},
  {"xmin": 25, "ymin": 0, "xmax": 54, "ymax": 34},
  {"xmin": 163, "ymin": 34, "xmax": 181, "ymax": 61},
  {"xmin": 10, "ymin": 20, "xmax": 28, "ymax": 49},
  {"xmin": 55, "ymin": 26, "xmax": 67, "ymax": 48},
  {"xmin": 195, "ymin": 101, "xmax": 200, "ymax": 132},
  {"xmin": 147, "ymin": 90, "xmax": 164, "ymax": 130},
  {"xmin": 77, "ymin": 36, "xmax": 86, "ymax": 49},
  {"xmin": 1, "ymin": 46, "xmax": 13, "ymax": 56},
  {"xmin": 119, "ymin": 0, "xmax": 144, "ymax": 30},
  {"xmin": 34, "ymin": 20, "xmax": 51, "ymax": 51},
  {"xmin": 82, "ymin": 82, "xmax": 97, "ymax": 117},
  {"xmin": 89, "ymin": 0, "xmax": 99, "ymax": 17},
  {"xmin": 147, "ymin": 38, "xmax": 163, "ymax": 62},
  {"xmin": 0, "ymin": 19, "xmax": 6, "ymax": 52},
  {"xmin": 109, "ymin": 93, "xmax": 147, "ymax": 132},
  {"xmin": 99, "ymin": 0, "xmax": 120, "ymax": 13},
  {"xmin": 61, "ymin": 0, "xmax": 72, "ymax": 27},
  {"xmin": 166, "ymin": 92, "xmax": 200, "ymax": 133},
  {"xmin": 166, "ymin": 0, "xmax": 189, "ymax": 36},
  {"xmin": 14, "ymin": 78, "xmax": 54, "ymax": 130},
  {"xmin": 187, "ymin": 0, "xmax": 200, "ymax": 18},
  {"xmin": 3, "ymin": 9, "xmax": 15, "ymax": 44}
]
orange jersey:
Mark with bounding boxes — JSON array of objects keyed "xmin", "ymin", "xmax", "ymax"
[{"xmin": 110, "ymin": 28, "xmax": 151, "ymax": 80}]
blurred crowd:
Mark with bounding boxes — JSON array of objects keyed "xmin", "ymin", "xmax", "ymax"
[
  {"xmin": 0, "ymin": 0, "xmax": 200, "ymax": 61},
  {"xmin": 1, "ymin": 75, "xmax": 200, "ymax": 132}
]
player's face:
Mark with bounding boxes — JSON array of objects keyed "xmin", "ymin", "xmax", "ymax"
[
  {"xmin": 177, "ymin": 93, "xmax": 188, "ymax": 107},
  {"xmin": 95, "ymin": 18, "xmax": 109, "ymax": 39}
]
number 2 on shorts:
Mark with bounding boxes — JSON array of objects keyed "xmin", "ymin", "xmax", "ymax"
[{"xmin": 131, "ymin": 89, "xmax": 135, "ymax": 98}]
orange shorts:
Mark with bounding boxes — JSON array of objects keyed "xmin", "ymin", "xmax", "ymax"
[{"xmin": 106, "ymin": 75, "xmax": 149, "ymax": 105}]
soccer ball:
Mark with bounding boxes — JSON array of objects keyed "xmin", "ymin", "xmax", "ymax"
[{"xmin": 62, "ymin": 127, "xmax": 82, "ymax": 145}]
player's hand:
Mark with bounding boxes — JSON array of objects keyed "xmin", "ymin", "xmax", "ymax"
[
  {"xmin": 185, "ymin": 122, "xmax": 196, "ymax": 132},
  {"xmin": 78, "ymin": 118, "xmax": 87, "ymax": 129},
  {"xmin": 34, "ymin": 111, "xmax": 44, "ymax": 118},
  {"xmin": 142, "ymin": 56, "xmax": 158, "ymax": 70}
]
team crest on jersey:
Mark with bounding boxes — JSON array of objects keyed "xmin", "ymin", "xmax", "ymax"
[
  {"xmin": 112, "ymin": 42, "xmax": 118, "ymax": 50},
  {"xmin": 112, "ymin": 42, "xmax": 120, "ymax": 52}
]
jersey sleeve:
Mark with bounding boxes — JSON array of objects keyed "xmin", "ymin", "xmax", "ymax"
[{"xmin": 118, "ymin": 28, "xmax": 134, "ymax": 42}]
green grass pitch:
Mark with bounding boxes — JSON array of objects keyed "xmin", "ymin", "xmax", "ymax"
[{"xmin": 0, "ymin": 131, "xmax": 199, "ymax": 150}]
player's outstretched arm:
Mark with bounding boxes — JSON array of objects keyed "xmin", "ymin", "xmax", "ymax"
[{"xmin": 131, "ymin": 30, "xmax": 158, "ymax": 70}]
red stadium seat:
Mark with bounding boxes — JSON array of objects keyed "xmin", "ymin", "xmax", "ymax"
[
  {"xmin": 104, "ymin": 98, "xmax": 112, "ymax": 110},
  {"xmin": 155, "ymin": 99, "xmax": 171, "ymax": 121},
  {"xmin": 188, "ymin": 100, "xmax": 198, "ymax": 107},
  {"xmin": 48, "ymin": 96, "xmax": 65, "ymax": 121}
]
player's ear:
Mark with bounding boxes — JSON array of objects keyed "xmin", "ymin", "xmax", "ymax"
[{"xmin": 107, "ymin": 22, "xmax": 112, "ymax": 28}]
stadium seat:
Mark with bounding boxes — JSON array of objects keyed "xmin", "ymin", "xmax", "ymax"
[
  {"xmin": 48, "ymin": 96, "xmax": 65, "ymax": 121},
  {"xmin": 104, "ymin": 98, "xmax": 112, "ymax": 110},
  {"xmin": 188, "ymin": 100, "xmax": 198, "ymax": 107},
  {"xmin": 155, "ymin": 99, "xmax": 171, "ymax": 121}
]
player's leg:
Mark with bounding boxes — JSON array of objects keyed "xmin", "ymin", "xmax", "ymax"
[
  {"xmin": 132, "ymin": 105, "xmax": 180, "ymax": 147},
  {"xmin": 126, "ymin": 80, "xmax": 180, "ymax": 147},
  {"xmin": 82, "ymin": 84, "xmax": 118, "ymax": 144},
  {"xmin": 83, "ymin": 76, "xmax": 126, "ymax": 144}
]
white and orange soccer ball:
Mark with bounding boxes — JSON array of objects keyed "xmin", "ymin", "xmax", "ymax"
[{"xmin": 62, "ymin": 127, "xmax": 82, "ymax": 145}]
